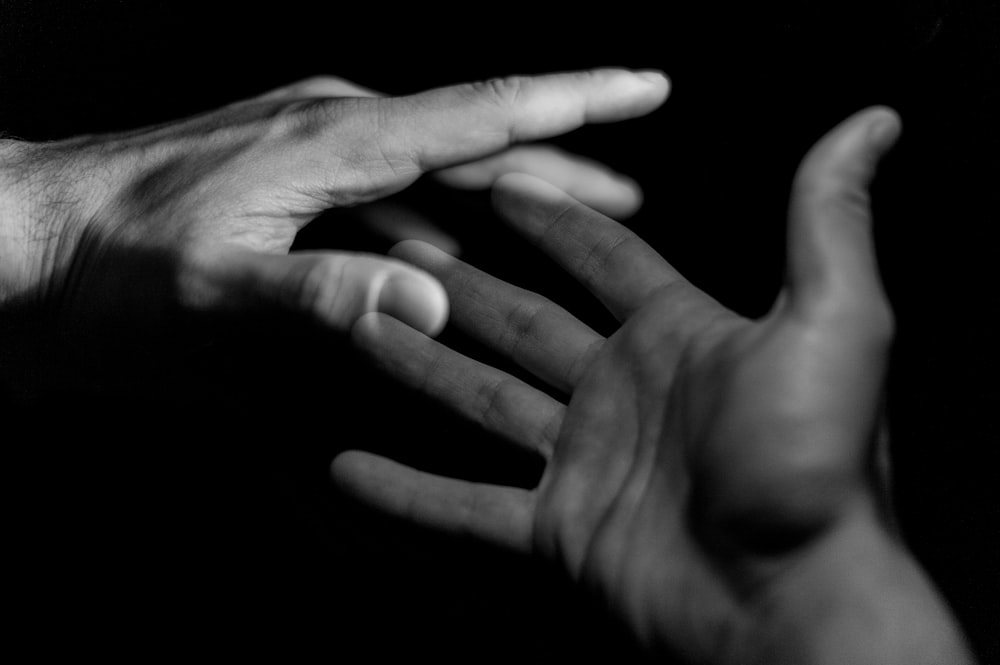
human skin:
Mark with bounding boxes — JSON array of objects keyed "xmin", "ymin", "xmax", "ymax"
[
  {"xmin": 334, "ymin": 108, "xmax": 976, "ymax": 664},
  {"xmin": 0, "ymin": 68, "xmax": 668, "ymax": 394}
]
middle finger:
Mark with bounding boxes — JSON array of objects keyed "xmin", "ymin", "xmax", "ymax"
[{"xmin": 390, "ymin": 240, "xmax": 605, "ymax": 395}]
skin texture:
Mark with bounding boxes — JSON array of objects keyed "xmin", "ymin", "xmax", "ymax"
[
  {"xmin": 333, "ymin": 108, "xmax": 976, "ymax": 664},
  {"xmin": 0, "ymin": 68, "xmax": 668, "ymax": 393}
]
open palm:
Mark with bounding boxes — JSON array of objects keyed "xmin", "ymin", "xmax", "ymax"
[{"xmin": 335, "ymin": 108, "xmax": 971, "ymax": 664}]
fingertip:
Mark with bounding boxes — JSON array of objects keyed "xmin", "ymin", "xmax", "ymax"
[
  {"xmin": 797, "ymin": 105, "xmax": 903, "ymax": 187},
  {"xmin": 863, "ymin": 105, "xmax": 901, "ymax": 126},
  {"xmin": 604, "ymin": 67, "xmax": 670, "ymax": 94},
  {"xmin": 598, "ymin": 67, "xmax": 671, "ymax": 115},
  {"xmin": 492, "ymin": 171, "xmax": 566, "ymax": 205},
  {"xmin": 635, "ymin": 69, "xmax": 671, "ymax": 100},
  {"xmin": 864, "ymin": 106, "xmax": 902, "ymax": 153},
  {"xmin": 595, "ymin": 174, "xmax": 644, "ymax": 219},
  {"xmin": 835, "ymin": 106, "xmax": 902, "ymax": 158},
  {"xmin": 375, "ymin": 269, "xmax": 449, "ymax": 336},
  {"xmin": 330, "ymin": 450, "xmax": 371, "ymax": 493},
  {"xmin": 330, "ymin": 449, "xmax": 355, "ymax": 476}
]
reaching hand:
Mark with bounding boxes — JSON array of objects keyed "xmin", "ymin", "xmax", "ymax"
[
  {"xmin": 0, "ymin": 69, "xmax": 667, "ymax": 391},
  {"xmin": 334, "ymin": 108, "xmax": 975, "ymax": 664}
]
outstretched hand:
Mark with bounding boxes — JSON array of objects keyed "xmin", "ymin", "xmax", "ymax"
[
  {"xmin": 0, "ymin": 69, "xmax": 667, "ymax": 392},
  {"xmin": 334, "ymin": 108, "xmax": 974, "ymax": 664}
]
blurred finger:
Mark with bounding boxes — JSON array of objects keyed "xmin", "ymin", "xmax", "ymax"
[
  {"xmin": 391, "ymin": 240, "xmax": 604, "ymax": 393},
  {"xmin": 352, "ymin": 312, "xmax": 564, "ymax": 457},
  {"xmin": 183, "ymin": 247, "xmax": 449, "ymax": 335},
  {"xmin": 354, "ymin": 201, "xmax": 462, "ymax": 256},
  {"xmin": 332, "ymin": 451, "xmax": 535, "ymax": 553},
  {"xmin": 492, "ymin": 173, "xmax": 681, "ymax": 321},
  {"xmin": 434, "ymin": 144, "xmax": 643, "ymax": 219}
]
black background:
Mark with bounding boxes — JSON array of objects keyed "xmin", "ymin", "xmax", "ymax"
[{"xmin": 2, "ymin": 1, "xmax": 997, "ymax": 662}]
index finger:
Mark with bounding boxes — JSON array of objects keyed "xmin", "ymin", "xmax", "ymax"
[{"xmin": 380, "ymin": 68, "xmax": 670, "ymax": 171}]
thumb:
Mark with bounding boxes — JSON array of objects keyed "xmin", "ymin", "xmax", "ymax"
[
  {"xmin": 783, "ymin": 106, "xmax": 901, "ymax": 327},
  {"xmin": 185, "ymin": 248, "xmax": 449, "ymax": 336}
]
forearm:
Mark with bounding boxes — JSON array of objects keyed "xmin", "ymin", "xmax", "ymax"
[
  {"xmin": 0, "ymin": 138, "xmax": 47, "ymax": 303},
  {"xmin": 1, "ymin": 138, "xmax": 68, "ymax": 398},
  {"xmin": 1, "ymin": 139, "xmax": 23, "ymax": 298}
]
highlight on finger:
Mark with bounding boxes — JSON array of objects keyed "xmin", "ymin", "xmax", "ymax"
[
  {"xmin": 256, "ymin": 75, "xmax": 382, "ymax": 101},
  {"xmin": 184, "ymin": 248, "xmax": 449, "ymax": 336},
  {"xmin": 372, "ymin": 267, "xmax": 450, "ymax": 337}
]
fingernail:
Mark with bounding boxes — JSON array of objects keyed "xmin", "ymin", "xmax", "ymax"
[
  {"xmin": 636, "ymin": 70, "xmax": 668, "ymax": 85},
  {"xmin": 376, "ymin": 273, "xmax": 449, "ymax": 336}
]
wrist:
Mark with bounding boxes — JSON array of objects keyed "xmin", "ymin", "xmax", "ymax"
[
  {"xmin": 735, "ymin": 512, "xmax": 975, "ymax": 665},
  {"xmin": 0, "ymin": 139, "xmax": 75, "ymax": 305}
]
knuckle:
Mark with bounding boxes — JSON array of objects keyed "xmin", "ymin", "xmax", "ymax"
[
  {"xmin": 280, "ymin": 96, "xmax": 372, "ymax": 144},
  {"xmin": 499, "ymin": 297, "xmax": 547, "ymax": 356},
  {"xmin": 565, "ymin": 68, "xmax": 600, "ymax": 94},
  {"xmin": 477, "ymin": 376, "xmax": 515, "ymax": 429},
  {"xmin": 283, "ymin": 98, "xmax": 343, "ymax": 141},
  {"xmin": 262, "ymin": 75, "xmax": 352, "ymax": 102},
  {"xmin": 819, "ymin": 187, "xmax": 870, "ymax": 222},
  {"xmin": 470, "ymin": 75, "xmax": 527, "ymax": 109},
  {"xmin": 291, "ymin": 75, "xmax": 345, "ymax": 94},
  {"xmin": 578, "ymin": 228, "xmax": 634, "ymax": 285},
  {"xmin": 306, "ymin": 97, "xmax": 415, "ymax": 178},
  {"xmin": 794, "ymin": 165, "xmax": 872, "ymax": 223}
]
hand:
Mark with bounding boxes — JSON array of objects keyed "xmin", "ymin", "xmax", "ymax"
[
  {"xmin": 0, "ymin": 68, "xmax": 668, "ymax": 392},
  {"xmin": 334, "ymin": 108, "xmax": 975, "ymax": 663}
]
